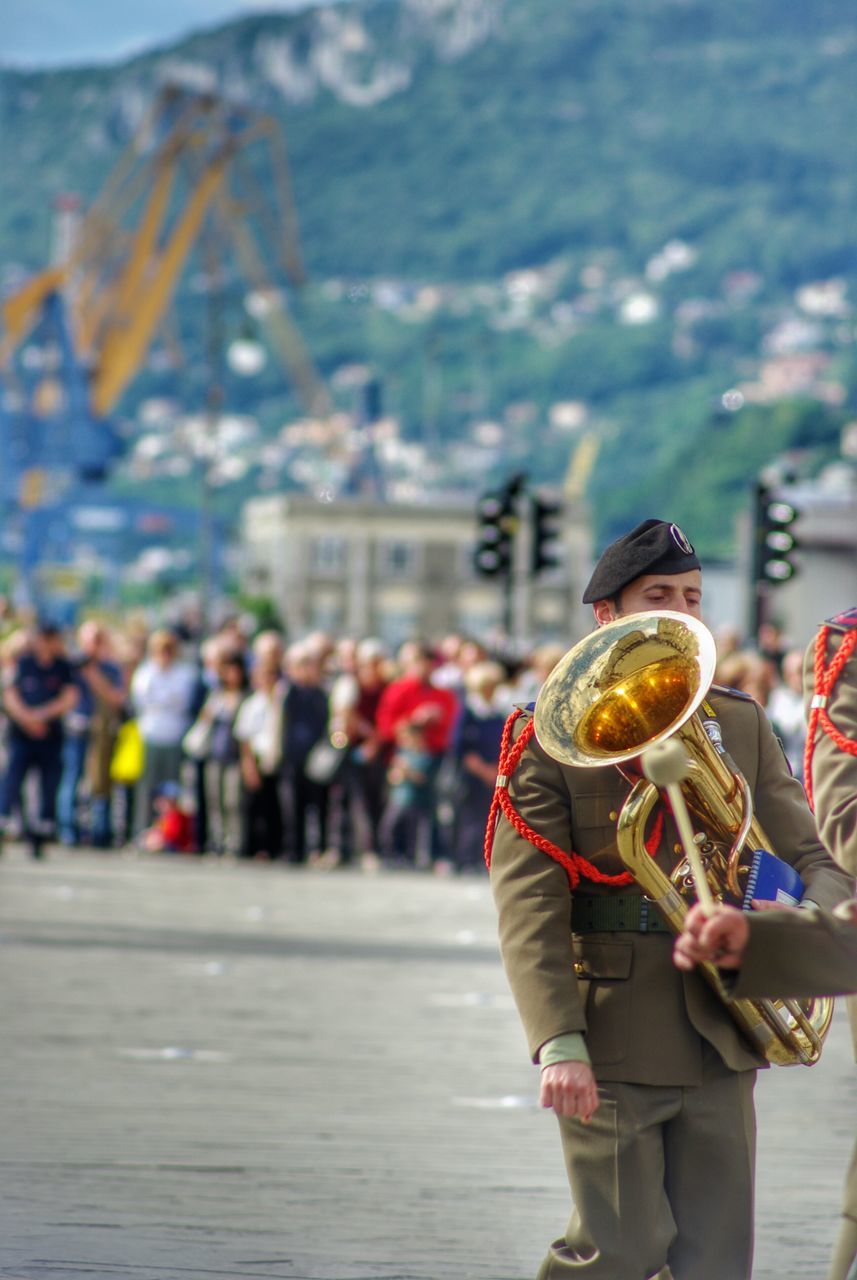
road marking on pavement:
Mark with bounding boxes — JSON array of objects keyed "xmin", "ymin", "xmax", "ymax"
[
  {"xmin": 175, "ymin": 960, "xmax": 229, "ymax": 976},
  {"xmin": 116, "ymin": 1046, "xmax": 231, "ymax": 1062},
  {"xmin": 454, "ymin": 929, "xmax": 480, "ymax": 944},
  {"xmin": 452, "ymin": 1094, "xmax": 539, "ymax": 1110},
  {"xmin": 428, "ymin": 992, "xmax": 515, "ymax": 1009}
]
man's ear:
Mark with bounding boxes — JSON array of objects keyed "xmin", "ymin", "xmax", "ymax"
[{"xmin": 592, "ymin": 599, "xmax": 617, "ymax": 626}]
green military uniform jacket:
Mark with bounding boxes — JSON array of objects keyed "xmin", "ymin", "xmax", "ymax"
[
  {"xmin": 804, "ymin": 611, "xmax": 857, "ymax": 1060},
  {"xmin": 491, "ymin": 685, "xmax": 852, "ymax": 1086},
  {"xmin": 732, "ymin": 906, "xmax": 857, "ymax": 1000}
]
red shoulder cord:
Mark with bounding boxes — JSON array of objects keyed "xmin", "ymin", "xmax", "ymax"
[
  {"xmin": 804, "ymin": 626, "xmax": 857, "ymax": 811},
  {"xmin": 483, "ymin": 709, "xmax": 664, "ymax": 887}
]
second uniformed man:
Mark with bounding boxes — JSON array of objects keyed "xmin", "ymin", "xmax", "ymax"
[
  {"xmin": 803, "ymin": 607, "xmax": 857, "ymax": 1280},
  {"xmin": 674, "ymin": 898, "xmax": 857, "ymax": 998}
]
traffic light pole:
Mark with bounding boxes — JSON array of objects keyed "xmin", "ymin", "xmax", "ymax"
[
  {"xmin": 502, "ymin": 561, "xmax": 514, "ymax": 639},
  {"xmin": 752, "ymin": 578, "xmax": 769, "ymax": 643},
  {"xmin": 749, "ymin": 479, "xmax": 799, "ymax": 642},
  {"xmin": 750, "ymin": 481, "xmax": 767, "ymax": 640}
]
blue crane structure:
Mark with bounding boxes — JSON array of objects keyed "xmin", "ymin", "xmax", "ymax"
[{"xmin": 0, "ymin": 84, "xmax": 327, "ymax": 621}]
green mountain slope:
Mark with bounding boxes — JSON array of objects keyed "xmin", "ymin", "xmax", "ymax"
[{"xmin": 1, "ymin": 0, "xmax": 854, "ymax": 554}]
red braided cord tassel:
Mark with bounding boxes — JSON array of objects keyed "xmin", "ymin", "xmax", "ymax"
[
  {"xmin": 483, "ymin": 709, "xmax": 665, "ymax": 887},
  {"xmin": 483, "ymin": 709, "xmax": 531, "ymax": 870},
  {"xmin": 805, "ymin": 627, "xmax": 857, "ymax": 811},
  {"xmin": 804, "ymin": 629, "xmax": 827, "ymax": 809}
]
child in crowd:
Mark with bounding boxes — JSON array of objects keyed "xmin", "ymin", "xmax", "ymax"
[
  {"xmin": 379, "ymin": 721, "xmax": 433, "ymax": 867},
  {"xmin": 140, "ymin": 781, "xmax": 196, "ymax": 853}
]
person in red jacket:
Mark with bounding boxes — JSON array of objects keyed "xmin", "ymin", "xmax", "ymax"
[
  {"xmin": 140, "ymin": 781, "xmax": 196, "ymax": 853},
  {"xmin": 375, "ymin": 641, "xmax": 459, "ymax": 868}
]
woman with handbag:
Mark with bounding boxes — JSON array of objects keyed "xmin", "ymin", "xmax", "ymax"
[{"xmin": 185, "ymin": 650, "xmax": 249, "ymax": 856}]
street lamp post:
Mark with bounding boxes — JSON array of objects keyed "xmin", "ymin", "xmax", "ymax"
[
  {"xmin": 198, "ymin": 243, "xmax": 266, "ymax": 634},
  {"xmin": 199, "ymin": 239, "xmax": 225, "ymax": 636}
]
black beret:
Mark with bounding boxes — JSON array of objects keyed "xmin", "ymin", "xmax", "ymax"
[{"xmin": 582, "ymin": 518, "xmax": 700, "ymax": 604}]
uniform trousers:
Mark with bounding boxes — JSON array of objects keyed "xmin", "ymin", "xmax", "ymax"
[
  {"xmin": 843, "ymin": 1136, "xmax": 857, "ymax": 1225},
  {"xmin": 828, "ymin": 1136, "xmax": 857, "ymax": 1280},
  {"xmin": 539, "ymin": 1050, "xmax": 756, "ymax": 1280}
]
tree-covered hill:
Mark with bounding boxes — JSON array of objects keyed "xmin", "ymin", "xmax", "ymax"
[{"xmin": 1, "ymin": 0, "xmax": 855, "ymax": 554}]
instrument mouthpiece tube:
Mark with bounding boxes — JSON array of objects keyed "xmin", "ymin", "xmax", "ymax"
[{"xmin": 642, "ymin": 741, "xmax": 715, "ymax": 914}]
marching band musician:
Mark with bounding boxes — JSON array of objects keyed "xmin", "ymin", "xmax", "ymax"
[
  {"xmin": 674, "ymin": 892, "xmax": 857, "ymax": 1280},
  {"xmin": 488, "ymin": 519, "xmax": 852, "ymax": 1280},
  {"xmin": 803, "ymin": 608, "xmax": 857, "ymax": 1280}
]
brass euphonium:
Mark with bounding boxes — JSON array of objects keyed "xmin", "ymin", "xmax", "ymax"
[{"xmin": 533, "ymin": 609, "xmax": 833, "ymax": 1067}]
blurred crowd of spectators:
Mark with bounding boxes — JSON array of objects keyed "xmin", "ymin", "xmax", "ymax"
[
  {"xmin": 0, "ymin": 604, "xmax": 561, "ymax": 870},
  {"xmin": 713, "ymin": 620, "xmax": 808, "ymax": 780},
  {"xmin": 0, "ymin": 603, "xmax": 811, "ymax": 865}
]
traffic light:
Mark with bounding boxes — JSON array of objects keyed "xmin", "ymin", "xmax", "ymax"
[
  {"xmin": 754, "ymin": 484, "xmax": 799, "ymax": 585},
  {"xmin": 473, "ymin": 474, "xmax": 528, "ymax": 577},
  {"xmin": 474, "ymin": 490, "xmax": 514, "ymax": 576},
  {"xmin": 531, "ymin": 492, "xmax": 563, "ymax": 575}
]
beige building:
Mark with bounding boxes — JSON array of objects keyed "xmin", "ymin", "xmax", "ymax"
[{"xmin": 240, "ymin": 491, "xmax": 592, "ymax": 648}]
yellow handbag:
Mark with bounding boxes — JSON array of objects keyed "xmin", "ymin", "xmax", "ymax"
[{"xmin": 109, "ymin": 719, "xmax": 146, "ymax": 784}]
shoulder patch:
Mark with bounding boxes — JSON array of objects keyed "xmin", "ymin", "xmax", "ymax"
[
  {"xmin": 824, "ymin": 606, "xmax": 857, "ymax": 631},
  {"xmin": 710, "ymin": 683, "xmax": 755, "ymax": 702}
]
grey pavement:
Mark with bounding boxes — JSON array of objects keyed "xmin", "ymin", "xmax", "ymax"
[{"xmin": 0, "ymin": 845, "xmax": 853, "ymax": 1280}]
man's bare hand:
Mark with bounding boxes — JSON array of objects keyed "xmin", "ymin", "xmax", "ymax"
[
  {"xmin": 241, "ymin": 760, "xmax": 261, "ymax": 791},
  {"xmin": 23, "ymin": 714, "xmax": 48, "ymax": 739},
  {"xmin": 673, "ymin": 903, "xmax": 750, "ymax": 971},
  {"xmin": 539, "ymin": 1060, "xmax": 599, "ymax": 1122}
]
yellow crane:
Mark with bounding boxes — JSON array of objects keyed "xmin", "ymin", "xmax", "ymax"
[
  {"xmin": 1, "ymin": 83, "xmax": 329, "ymax": 422},
  {"xmin": 564, "ymin": 430, "xmax": 600, "ymax": 500}
]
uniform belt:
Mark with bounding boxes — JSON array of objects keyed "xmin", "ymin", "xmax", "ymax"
[{"xmin": 571, "ymin": 894, "xmax": 670, "ymax": 934}]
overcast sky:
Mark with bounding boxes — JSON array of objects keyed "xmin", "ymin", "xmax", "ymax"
[{"xmin": 2, "ymin": 1, "xmax": 321, "ymax": 68}]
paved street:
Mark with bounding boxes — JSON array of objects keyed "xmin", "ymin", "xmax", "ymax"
[{"xmin": 0, "ymin": 845, "xmax": 853, "ymax": 1280}]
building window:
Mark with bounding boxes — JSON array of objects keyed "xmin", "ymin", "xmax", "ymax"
[
  {"xmin": 310, "ymin": 591, "xmax": 345, "ymax": 633},
  {"xmin": 456, "ymin": 601, "xmax": 503, "ymax": 640},
  {"xmin": 310, "ymin": 535, "xmax": 347, "ymax": 578},
  {"xmin": 457, "ymin": 543, "xmax": 482, "ymax": 580},
  {"xmin": 377, "ymin": 606, "xmax": 421, "ymax": 648},
  {"xmin": 377, "ymin": 539, "xmax": 420, "ymax": 579}
]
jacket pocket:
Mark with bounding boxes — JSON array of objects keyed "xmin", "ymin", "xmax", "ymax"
[
  {"xmin": 572, "ymin": 790, "xmax": 627, "ymax": 830},
  {"xmin": 570, "ymin": 788, "xmax": 630, "ymax": 863},
  {"xmin": 573, "ymin": 939, "xmax": 633, "ymax": 1066}
]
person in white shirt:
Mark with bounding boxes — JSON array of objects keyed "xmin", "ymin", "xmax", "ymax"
[
  {"xmin": 766, "ymin": 648, "xmax": 807, "ymax": 780},
  {"xmin": 233, "ymin": 631, "xmax": 287, "ymax": 860},
  {"xmin": 130, "ymin": 629, "xmax": 197, "ymax": 835}
]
